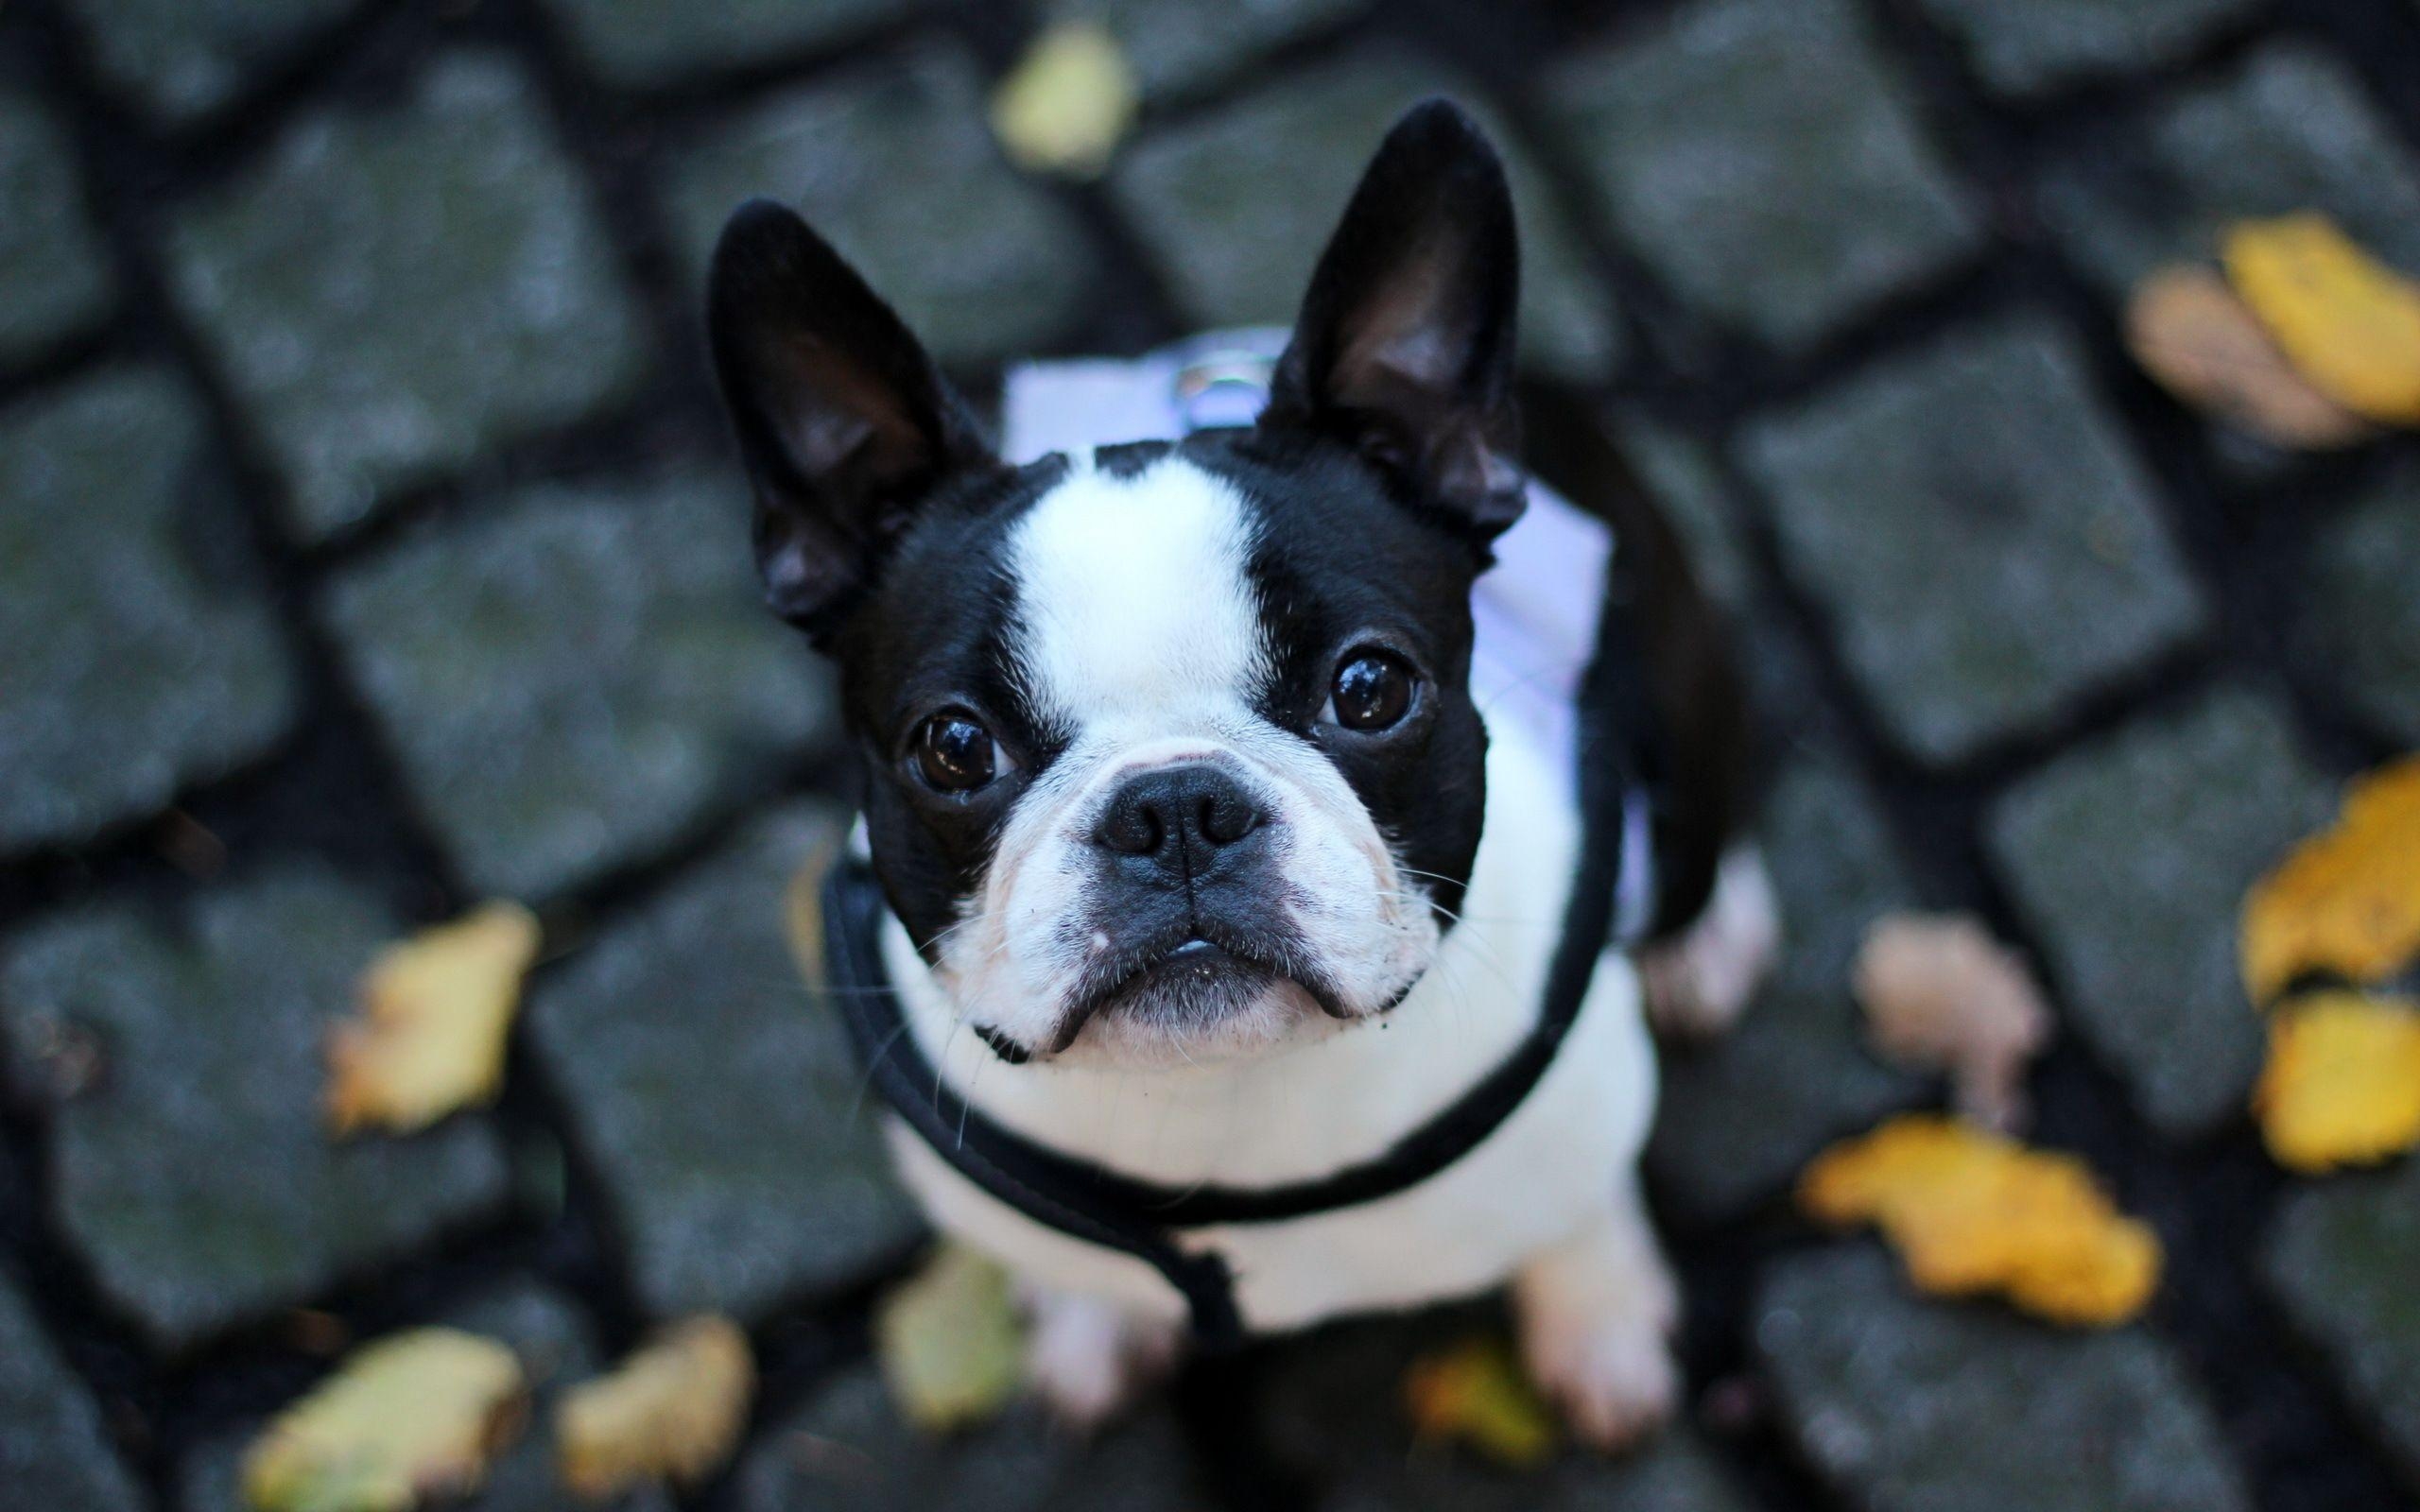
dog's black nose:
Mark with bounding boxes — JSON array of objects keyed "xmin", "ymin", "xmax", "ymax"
[{"xmin": 1094, "ymin": 765, "xmax": 1267, "ymax": 874}]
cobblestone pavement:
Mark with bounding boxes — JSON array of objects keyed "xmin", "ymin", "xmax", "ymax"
[{"xmin": 4, "ymin": 0, "xmax": 2419, "ymax": 1508}]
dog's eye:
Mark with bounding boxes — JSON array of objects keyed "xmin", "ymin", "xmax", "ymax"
[
  {"xmin": 1327, "ymin": 650, "xmax": 1417, "ymax": 732},
  {"xmin": 911, "ymin": 712, "xmax": 1001, "ymax": 793}
]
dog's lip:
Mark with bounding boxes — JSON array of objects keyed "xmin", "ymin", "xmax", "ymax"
[{"xmin": 1046, "ymin": 931, "xmax": 1345, "ymax": 1054}]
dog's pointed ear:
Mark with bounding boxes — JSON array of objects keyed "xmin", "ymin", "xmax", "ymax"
[
  {"xmin": 708, "ymin": 198, "xmax": 996, "ymax": 637},
  {"xmin": 1261, "ymin": 99, "xmax": 1524, "ymax": 540}
]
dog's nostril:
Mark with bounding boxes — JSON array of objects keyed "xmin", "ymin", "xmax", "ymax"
[
  {"xmin": 1095, "ymin": 765, "xmax": 1266, "ymax": 861},
  {"xmin": 1197, "ymin": 792, "xmax": 1262, "ymax": 847}
]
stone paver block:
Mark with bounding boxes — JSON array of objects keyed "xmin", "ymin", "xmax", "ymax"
[
  {"xmin": 1046, "ymin": 0, "xmax": 1368, "ymax": 100},
  {"xmin": 1108, "ymin": 47, "xmax": 1623, "ymax": 380},
  {"xmin": 1251, "ymin": 1308, "xmax": 1755, "ymax": 1512},
  {"xmin": 2265, "ymin": 1159, "xmax": 2420, "ymax": 1487},
  {"xmin": 2297, "ymin": 469, "xmax": 2420, "ymax": 747},
  {"xmin": 59, "ymin": 0, "xmax": 355, "ymax": 121},
  {"xmin": 2041, "ymin": 43, "xmax": 2420, "ymax": 296},
  {"xmin": 1648, "ymin": 755, "xmax": 1927, "ymax": 1222},
  {"xmin": 1741, "ymin": 314, "xmax": 2206, "ymax": 765},
  {"xmin": 737, "ymin": 1358, "xmax": 1208, "ymax": 1511},
  {"xmin": 1987, "ymin": 686, "xmax": 2341, "ymax": 1137},
  {"xmin": 550, "ymin": 0, "xmax": 901, "ymax": 86},
  {"xmin": 321, "ymin": 467, "xmax": 830, "ymax": 901},
  {"xmin": 0, "ymin": 89, "xmax": 112, "ymax": 360},
  {"xmin": 168, "ymin": 53, "xmax": 648, "ymax": 541},
  {"xmin": 0, "ymin": 1276, "xmax": 143, "ymax": 1512},
  {"xmin": 668, "ymin": 47, "xmax": 1095, "ymax": 369},
  {"xmin": 1913, "ymin": 0, "xmax": 2261, "ymax": 96},
  {"xmin": 1758, "ymin": 1246, "xmax": 2251, "ymax": 1512},
  {"xmin": 181, "ymin": 1280, "xmax": 675, "ymax": 1512},
  {"xmin": 0, "ymin": 369, "xmax": 295, "ymax": 852},
  {"xmin": 1548, "ymin": 0, "xmax": 1980, "ymax": 351},
  {"xmin": 0, "ymin": 871, "xmax": 511, "ymax": 1347},
  {"xmin": 527, "ymin": 806, "xmax": 918, "ymax": 1320}
]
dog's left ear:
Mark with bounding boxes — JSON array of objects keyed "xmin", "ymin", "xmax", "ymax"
[{"xmin": 1262, "ymin": 98, "xmax": 1524, "ymax": 540}]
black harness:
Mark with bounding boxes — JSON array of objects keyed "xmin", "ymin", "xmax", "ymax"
[{"xmin": 818, "ymin": 562, "xmax": 1666, "ymax": 1350}]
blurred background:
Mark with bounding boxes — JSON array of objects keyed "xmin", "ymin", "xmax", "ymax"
[{"xmin": 4, "ymin": 0, "xmax": 2419, "ymax": 1508}]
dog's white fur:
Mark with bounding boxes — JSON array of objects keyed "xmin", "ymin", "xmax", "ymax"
[{"xmin": 872, "ymin": 455, "xmax": 1769, "ymax": 1443}]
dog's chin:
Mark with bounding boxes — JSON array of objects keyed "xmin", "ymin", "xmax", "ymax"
[{"xmin": 1053, "ymin": 951, "xmax": 1341, "ymax": 1070}]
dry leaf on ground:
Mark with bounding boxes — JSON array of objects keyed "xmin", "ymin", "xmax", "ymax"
[
  {"xmin": 2224, "ymin": 213, "xmax": 2420, "ymax": 425},
  {"xmin": 873, "ymin": 1243, "xmax": 1026, "ymax": 1433},
  {"xmin": 1404, "ymin": 1334, "xmax": 1558, "ymax": 1469},
  {"xmin": 326, "ymin": 902, "xmax": 541, "ymax": 1135},
  {"xmin": 557, "ymin": 1315, "xmax": 754, "ymax": 1499},
  {"xmin": 242, "ymin": 1328, "xmax": 525, "ymax": 1512},
  {"xmin": 1854, "ymin": 912, "xmax": 2052, "ymax": 1133},
  {"xmin": 1799, "ymin": 1114, "xmax": 2161, "ymax": 1327},
  {"xmin": 780, "ymin": 835, "xmax": 844, "ymax": 992},
  {"xmin": 2253, "ymin": 991, "xmax": 2420, "ymax": 1173},
  {"xmin": 989, "ymin": 22, "xmax": 1137, "ymax": 178},
  {"xmin": 2239, "ymin": 753, "xmax": 2420, "ymax": 1005},
  {"xmin": 2123, "ymin": 265, "xmax": 2375, "ymax": 449}
]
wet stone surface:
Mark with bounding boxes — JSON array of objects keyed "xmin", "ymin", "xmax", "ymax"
[
  {"xmin": 1758, "ymin": 1246, "xmax": 2252, "ymax": 1512},
  {"xmin": 735, "ymin": 1357, "xmax": 1211, "ymax": 1511},
  {"xmin": 1739, "ymin": 313, "xmax": 2207, "ymax": 766},
  {"xmin": 666, "ymin": 46, "xmax": 1097, "ymax": 369},
  {"xmin": 320, "ymin": 466, "xmax": 830, "ymax": 902},
  {"xmin": 2265, "ymin": 1159, "xmax": 2420, "ymax": 1490},
  {"xmin": 2296, "ymin": 469, "xmax": 2420, "ymax": 747},
  {"xmin": 526, "ymin": 805, "xmax": 921, "ymax": 1322},
  {"xmin": 0, "ymin": 86, "xmax": 112, "ymax": 362},
  {"xmin": 0, "ymin": 1275, "xmax": 143, "ymax": 1512},
  {"xmin": 0, "ymin": 869, "xmax": 512, "ymax": 1348},
  {"xmin": 166, "ymin": 53, "xmax": 649, "ymax": 542},
  {"xmin": 1986, "ymin": 685, "xmax": 2342, "ymax": 1138},
  {"xmin": 1109, "ymin": 46, "xmax": 1623, "ymax": 380},
  {"xmin": 1251, "ymin": 1307, "xmax": 1760, "ymax": 1512},
  {"xmin": 1647, "ymin": 754, "xmax": 1927, "ymax": 1225},
  {"xmin": 1547, "ymin": 0, "xmax": 1980, "ymax": 352},
  {"xmin": 546, "ymin": 0, "xmax": 905, "ymax": 87},
  {"xmin": 1910, "ymin": 0, "xmax": 2262, "ymax": 96},
  {"xmin": 2040, "ymin": 42, "xmax": 2420, "ymax": 297},
  {"xmin": 56, "ymin": 0, "xmax": 357, "ymax": 122},
  {"xmin": 1043, "ymin": 0, "xmax": 1369, "ymax": 101},
  {"xmin": 0, "ymin": 368, "xmax": 294, "ymax": 854}
]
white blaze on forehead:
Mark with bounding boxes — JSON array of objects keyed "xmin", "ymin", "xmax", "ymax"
[{"xmin": 1008, "ymin": 456, "xmax": 1270, "ymax": 725}]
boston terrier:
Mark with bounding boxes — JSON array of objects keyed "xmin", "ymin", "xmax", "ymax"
[{"xmin": 706, "ymin": 99, "xmax": 1777, "ymax": 1446}]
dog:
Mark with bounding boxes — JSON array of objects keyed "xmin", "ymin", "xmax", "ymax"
[{"xmin": 706, "ymin": 98, "xmax": 1777, "ymax": 1447}]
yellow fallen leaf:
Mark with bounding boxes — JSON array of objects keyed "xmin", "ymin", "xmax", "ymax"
[
  {"xmin": 2253, "ymin": 991, "xmax": 2420, "ymax": 1173},
  {"xmin": 873, "ymin": 1244, "xmax": 1025, "ymax": 1433},
  {"xmin": 989, "ymin": 22, "xmax": 1137, "ymax": 178},
  {"xmin": 243, "ymin": 1328, "xmax": 525, "ymax": 1512},
  {"xmin": 780, "ymin": 835, "xmax": 844, "ymax": 993},
  {"xmin": 1404, "ymin": 1334, "xmax": 1558, "ymax": 1469},
  {"xmin": 2239, "ymin": 754, "xmax": 2420, "ymax": 1005},
  {"xmin": 1800, "ymin": 1115, "xmax": 2161, "ymax": 1327},
  {"xmin": 2224, "ymin": 214, "xmax": 2420, "ymax": 425},
  {"xmin": 557, "ymin": 1315, "xmax": 754, "ymax": 1499},
  {"xmin": 2124, "ymin": 265, "xmax": 2375, "ymax": 449},
  {"xmin": 1854, "ymin": 913, "xmax": 2052, "ymax": 1133},
  {"xmin": 327, "ymin": 902, "xmax": 540, "ymax": 1135}
]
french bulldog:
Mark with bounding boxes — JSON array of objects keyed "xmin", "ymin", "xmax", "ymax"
[{"xmin": 706, "ymin": 98, "xmax": 1775, "ymax": 1446}]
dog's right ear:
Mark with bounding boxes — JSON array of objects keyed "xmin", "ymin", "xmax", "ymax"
[{"xmin": 708, "ymin": 198, "xmax": 995, "ymax": 638}]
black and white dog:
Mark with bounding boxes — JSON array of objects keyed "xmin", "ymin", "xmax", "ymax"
[{"xmin": 708, "ymin": 100, "xmax": 1776, "ymax": 1446}]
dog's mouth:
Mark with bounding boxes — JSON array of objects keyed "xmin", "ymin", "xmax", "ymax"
[{"xmin": 1046, "ymin": 921, "xmax": 1351, "ymax": 1056}]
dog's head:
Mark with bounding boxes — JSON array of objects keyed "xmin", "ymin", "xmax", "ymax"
[{"xmin": 709, "ymin": 101, "xmax": 1525, "ymax": 1067}]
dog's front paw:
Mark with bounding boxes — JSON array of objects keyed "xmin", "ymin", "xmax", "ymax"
[
  {"xmin": 1021, "ymin": 1285, "xmax": 1183, "ymax": 1433},
  {"xmin": 1514, "ymin": 1195, "xmax": 1683, "ymax": 1453},
  {"xmin": 1642, "ymin": 844, "xmax": 1779, "ymax": 1040},
  {"xmin": 1518, "ymin": 1304, "xmax": 1680, "ymax": 1452}
]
